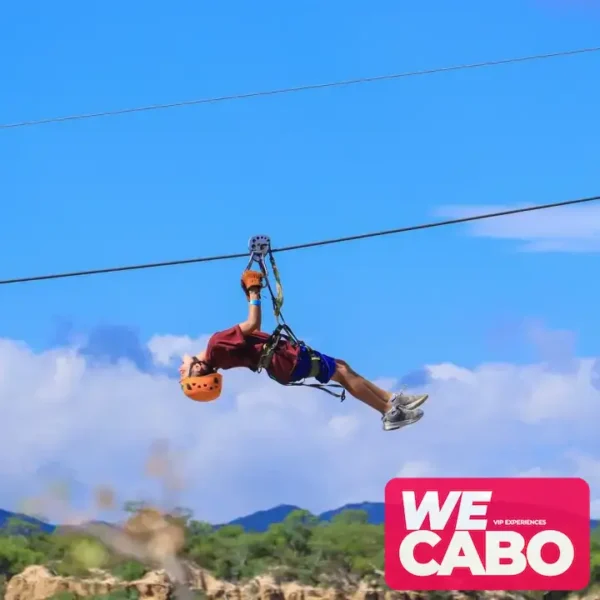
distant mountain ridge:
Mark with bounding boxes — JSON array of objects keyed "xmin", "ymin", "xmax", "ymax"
[
  {"xmin": 1, "ymin": 502, "xmax": 598, "ymax": 533},
  {"xmin": 223, "ymin": 502, "xmax": 386, "ymax": 531},
  {"xmin": 223, "ymin": 502, "xmax": 599, "ymax": 532},
  {"xmin": 0, "ymin": 508, "xmax": 54, "ymax": 533}
]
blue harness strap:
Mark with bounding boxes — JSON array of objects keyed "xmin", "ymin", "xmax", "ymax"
[
  {"xmin": 292, "ymin": 346, "xmax": 337, "ymax": 384},
  {"xmin": 257, "ymin": 325, "xmax": 346, "ymax": 401}
]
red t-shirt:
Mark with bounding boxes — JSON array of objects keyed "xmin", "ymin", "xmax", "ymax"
[{"xmin": 205, "ymin": 325, "xmax": 301, "ymax": 384}]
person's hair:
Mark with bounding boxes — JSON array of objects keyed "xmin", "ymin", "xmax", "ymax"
[
  {"xmin": 191, "ymin": 360, "xmax": 214, "ymax": 377},
  {"xmin": 199, "ymin": 362, "xmax": 214, "ymax": 376}
]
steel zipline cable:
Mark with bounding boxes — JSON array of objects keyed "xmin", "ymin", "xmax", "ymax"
[
  {"xmin": 1, "ymin": 46, "xmax": 599, "ymax": 130},
  {"xmin": 1, "ymin": 194, "xmax": 598, "ymax": 286}
]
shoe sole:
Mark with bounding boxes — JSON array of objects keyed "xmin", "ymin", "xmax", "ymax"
[
  {"xmin": 401, "ymin": 393, "xmax": 429, "ymax": 411},
  {"xmin": 383, "ymin": 411, "xmax": 424, "ymax": 432}
]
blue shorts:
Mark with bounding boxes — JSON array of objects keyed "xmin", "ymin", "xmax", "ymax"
[{"xmin": 290, "ymin": 345, "xmax": 337, "ymax": 384}]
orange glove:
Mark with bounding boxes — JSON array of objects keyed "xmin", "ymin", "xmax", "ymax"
[{"xmin": 241, "ymin": 270, "xmax": 263, "ymax": 299}]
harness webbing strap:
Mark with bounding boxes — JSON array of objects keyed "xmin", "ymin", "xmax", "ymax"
[
  {"xmin": 268, "ymin": 250, "xmax": 284, "ymax": 320},
  {"xmin": 285, "ymin": 380, "xmax": 347, "ymax": 399},
  {"xmin": 308, "ymin": 354, "xmax": 321, "ymax": 379},
  {"xmin": 256, "ymin": 324, "xmax": 346, "ymax": 402}
]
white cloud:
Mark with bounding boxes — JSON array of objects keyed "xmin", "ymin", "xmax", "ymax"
[
  {"xmin": 433, "ymin": 203, "xmax": 600, "ymax": 252},
  {"xmin": 514, "ymin": 456, "xmax": 600, "ymax": 518},
  {"xmin": 516, "ymin": 467, "xmax": 547, "ymax": 478},
  {"xmin": 568, "ymin": 452, "xmax": 600, "ymax": 487},
  {"xmin": 328, "ymin": 415, "xmax": 360, "ymax": 440},
  {"xmin": 396, "ymin": 460, "xmax": 436, "ymax": 478},
  {"xmin": 0, "ymin": 331, "xmax": 598, "ymax": 525},
  {"xmin": 147, "ymin": 334, "xmax": 209, "ymax": 366}
]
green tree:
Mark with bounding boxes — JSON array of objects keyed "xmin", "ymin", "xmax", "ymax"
[
  {"xmin": 209, "ymin": 525, "xmax": 250, "ymax": 581},
  {"xmin": 589, "ymin": 525, "xmax": 600, "ymax": 587},
  {"xmin": 185, "ymin": 518, "xmax": 214, "ymax": 559},
  {"xmin": 89, "ymin": 589, "xmax": 140, "ymax": 600},
  {"xmin": 47, "ymin": 593, "xmax": 78, "ymax": 600},
  {"xmin": 44, "ymin": 532, "xmax": 106, "ymax": 577},
  {"xmin": 3, "ymin": 517, "xmax": 44, "ymax": 537},
  {"xmin": 311, "ymin": 510, "xmax": 383, "ymax": 585},
  {"xmin": 110, "ymin": 560, "xmax": 147, "ymax": 581},
  {"xmin": 329, "ymin": 510, "xmax": 369, "ymax": 526},
  {"xmin": 171, "ymin": 506, "xmax": 194, "ymax": 525},
  {"xmin": 0, "ymin": 535, "xmax": 46, "ymax": 577},
  {"xmin": 258, "ymin": 510, "xmax": 320, "ymax": 583}
]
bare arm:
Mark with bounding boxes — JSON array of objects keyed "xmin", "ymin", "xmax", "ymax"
[{"xmin": 239, "ymin": 287, "xmax": 262, "ymax": 335}]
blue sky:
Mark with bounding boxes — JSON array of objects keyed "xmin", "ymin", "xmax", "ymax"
[{"xmin": 0, "ymin": 0, "xmax": 599, "ymax": 522}]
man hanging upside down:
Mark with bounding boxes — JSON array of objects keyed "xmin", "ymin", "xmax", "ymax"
[{"xmin": 179, "ymin": 270, "xmax": 428, "ymax": 431}]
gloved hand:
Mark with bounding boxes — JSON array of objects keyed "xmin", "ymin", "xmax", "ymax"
[{"xmin": 241, "ymin": 270, "xmax": 263, "ymax": 299}]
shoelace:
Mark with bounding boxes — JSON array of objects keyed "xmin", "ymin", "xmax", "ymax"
[
  {"xmin": 384, "ymin": 405, "xmax": 404, "ymax": 419},
  {"xmin": 391, "ymin": 387, "xmax": 411, "ymax": 405}
]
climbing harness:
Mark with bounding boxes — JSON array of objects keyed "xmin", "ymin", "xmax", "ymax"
[{"xmin": 245, "ymin": 235, "xmax": 346, "ymax": 401}]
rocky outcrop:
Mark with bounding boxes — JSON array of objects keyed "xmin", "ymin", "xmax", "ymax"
[
  {"xmin": 4, "ymin": 566, "xmax": 170, "ymax": 600},
  {"xmin": 4, "ymin": 565, "xmax": 600, "ymax": 600}
]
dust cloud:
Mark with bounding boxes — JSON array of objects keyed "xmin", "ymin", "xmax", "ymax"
[{"xmin": 19, "ymin": 440, "xmax": 194, "ymax": 600}]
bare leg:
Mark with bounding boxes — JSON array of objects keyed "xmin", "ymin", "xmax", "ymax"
[
  {"xmin": 364, "ymin": 380, "xmax": 394, "ymax": 403},
  {"xmin": 364, "ymin": 376, "xmax": 429, "ymax": 411},
  {"xmin": 330, "ymin": 360, "xmax": 391, "ymax": 415}
]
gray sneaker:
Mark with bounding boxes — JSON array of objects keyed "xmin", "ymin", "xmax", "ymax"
[
  {"xmin": 382, "ymin": 406, "xmax": 424, "ymax": 431},
  {"xmin": 390, "ymin": 391, "xmax": 429, "ymax": 411}
]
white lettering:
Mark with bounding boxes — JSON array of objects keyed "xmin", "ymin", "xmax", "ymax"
[
  {"xmin": 399, "ymin": 531, "xmax": 441, "ymax": 576},
  {"xmin": 455, "ymin": 491, "xmax": 491, "ymax": 530},
  {"xmin": 485, "ymin": 531, "xmax": 527, "ymax": 575},
  {"xmin": 527, "ymin": 530, "xmax": 574, "ymax": 577},
  {"xmin": 399, "ymin": 530, "xmax": 575, "ymax": 576},
  {"xmin": 402, "ymin": 491, "xmax": 462, "ymax": 530},
  {"xmin": 402, "ymin": 490, "xmax": 492, "ymax": 531},
  {"xmin": 437, "ymin": 531, "xmax": 485, "ymax": 575}
]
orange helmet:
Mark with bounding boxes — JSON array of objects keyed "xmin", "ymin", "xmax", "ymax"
[
  {"xmin": 180, "ymin": 358, "xmax": 223, "ymax": 402},
  {"xmin": 181, "ymin": 372, "xmax": 222, "ymax": 402}
]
